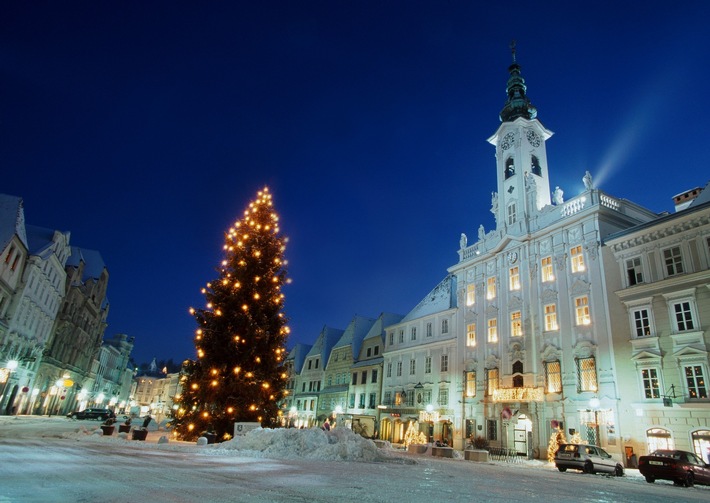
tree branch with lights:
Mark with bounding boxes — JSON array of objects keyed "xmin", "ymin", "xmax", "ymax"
[{"xmin": 171, "ymin": 187, "xmax": 291, "ymax": 441}]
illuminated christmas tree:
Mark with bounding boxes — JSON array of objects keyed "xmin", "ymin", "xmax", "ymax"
[{"xmin": 172, "ymin": 187, "xmax": 290, "ymax": 441}]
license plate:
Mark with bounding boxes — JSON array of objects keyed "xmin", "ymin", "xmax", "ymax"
[
  {"xmin": 649, "ymin": 461, "xmax": 664, "ymax": 465},
  {"xmin": 558, "ymin": 453, "xmax": 571, "ymax": 458}
]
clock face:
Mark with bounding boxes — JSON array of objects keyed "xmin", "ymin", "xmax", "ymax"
[
  {"xmin": 501, "ymin": 132, "xmax": 515, "ymax": 150},
  {"xmin": 508, "ymin": 251, "xmax": 518, "ymax": 263},
  {"xmin": 526, "ymin": 129, "xmax": 541, "ymax": 147}
]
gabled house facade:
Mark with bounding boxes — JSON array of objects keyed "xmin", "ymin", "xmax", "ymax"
[{"xmin": 380, "ymin": 275, "xmax": 458, "ymax": 445}]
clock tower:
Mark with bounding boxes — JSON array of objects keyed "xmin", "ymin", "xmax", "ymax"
[{"xmin": 487, "ymin": 43, "xmax": 553, "ymax": 232}]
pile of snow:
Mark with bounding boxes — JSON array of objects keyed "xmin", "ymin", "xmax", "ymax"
[{"xmin": 213, "ymin": 427, "xmax": 408, "ymax": 463}]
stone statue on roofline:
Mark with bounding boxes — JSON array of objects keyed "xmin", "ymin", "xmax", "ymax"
[
  {"xmin": 583, "ymin": 170, "xmax": 593, "ymax": 190},
  {"xmin": 552, "ymin": 186, "xmax": 564, "ymax": 205}
]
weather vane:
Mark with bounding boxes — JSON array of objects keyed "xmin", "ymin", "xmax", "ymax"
[{"xmin": 510, "ymin": 40, "xmax": 517, "ymax": 63}]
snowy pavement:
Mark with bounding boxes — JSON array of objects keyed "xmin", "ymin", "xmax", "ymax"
[{"xmin": 0, "ymin": 416, "xmax": 708, "ymax": 502}]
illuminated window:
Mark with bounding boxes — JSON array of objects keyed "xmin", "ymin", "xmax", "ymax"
[
  {"xmin": 685, "ymin": 365, "xmax": 707, "ymax": 399},
  {"xmin": 641, "ymin": 368, "xmax": 661, "ymax": 399},
  {"xmin": 663, "ymin": 246, "xmax": 684, "ymax": 276},
  {"xmin": 509, "ymin": 266, "xmax": 520, "ymax": 291},
  {"xmin": 544, "ymin": 304, "xmax": 558, "ymax": 331},
  {"xmin": 440, "ymin": 354, "xmax": 449, "ymax": 372},
  {"xmin": 571, "ymin": 245, "xmax": 585, "ymax": 273},
  {"xmin": 575, "ymin": 296, "xmax": 590, "ymax": 325},
  {"xmin": 466, "ymin": 323, "xmax": 476, "ymax": 347},
  {"xmin": 466, "ymin": 283, "xmax": 476, "ymax": 306},
  {"xmin": 545, "ymin": 361, "xmax": 562, "ymax": 393},
  {"xmin": 465, "ymin": 371, "xmax": 476, "ymax": 397},
  {"xmin": 626, "ymin": 257, "xmax": 643, "ymax": 286},
  {"xmin": 485, "ymin": 368, "xmax": 499, "ymax": 396},
  {"xmin": 487, "ymin": 277, "xmax": 496, "ymax": 300},
  {"xmin": 487, "ymin": 318, "xmax": 498, "ymax": 343},
  {"xmin": 541, "ymin": 256, "xmax": 554, "ymax": 282},
  {"xmin": 510, "ymin": 311, "xmax": 522, "ymax": 336},
  {"xmin": 576, "ymin": 357, "xmax": 597, "ymax": 392},
  {"xmin": 632, "ymin": 308, "xmax": 651, "ymax": 337}
]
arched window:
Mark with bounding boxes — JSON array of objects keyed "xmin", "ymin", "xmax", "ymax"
[
  {"xmin": 691, "ymin": 430, "xmax": 710, "ymax": 463},
  {"xmin": 504, "ymin": 158, "xmax": 515, "ymax": 179},
  {"xmin": 531, "ymin": 155, "xmax": 542, "ymax": 176},
  {"xmin": 646, "ymin": 427, "xmax": 673, "ymax": 452}
]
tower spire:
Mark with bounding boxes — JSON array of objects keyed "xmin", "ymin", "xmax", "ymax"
[{"xmin": 499, "ymin": 42, "xmax": 537, "ymax": 122}]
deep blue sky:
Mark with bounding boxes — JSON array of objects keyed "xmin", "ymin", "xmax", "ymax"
[{"xmin": 2, "ymin": 2, "xmax": 708, "ymax": 365}]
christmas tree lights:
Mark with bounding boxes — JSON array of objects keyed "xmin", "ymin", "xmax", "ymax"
[{"xmin": 171, "ymin": 187, "xmax": 291, "ymax": 441}]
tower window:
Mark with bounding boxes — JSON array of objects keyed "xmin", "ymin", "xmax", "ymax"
[
  {"xmin": 531, "ymin": 155, "xmax": 542, "ymax": 176},
  {"xmin": 507, "ymin": 203, "xmax": 517, "ymax": 225},
  {"xmin": 505, "ymin": 158, "xmax": 515, "ymax": 179}
]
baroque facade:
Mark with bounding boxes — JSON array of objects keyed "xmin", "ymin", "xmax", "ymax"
[{"xmin": 280, "ymin": 51, "xmax": 710, "ymax": 467}]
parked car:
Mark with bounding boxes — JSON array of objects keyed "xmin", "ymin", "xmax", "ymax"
[
  {"xmin": 67, "ymin": 408, "xmax": 116, "ymax": 421},
  {"xmin": 638, "ymin": 449, "xmax": 710, "ymax": 487},
  {"xmin": 554, "ymin": 443, "xmax": 624, "ymax": 476}
]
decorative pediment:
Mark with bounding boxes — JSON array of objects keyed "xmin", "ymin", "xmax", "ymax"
[
  {"xmin": 540, "ymin": 239, "xmax": 552, "ymax": 254},
  {"xmin": 464, "ymin": 308, "xmax": 477, "ymax": 322},
  {"xmin": 572, "ymin": 340, "xmax": 597, "ymax": 359},
  {"xmin": 673, "ymin": 345, "xmax": 708, "ymax": 362},
  {"xmin": 540, "ymin": 344, "xmax": 561, "ymax": 362},
  {"xmin": 541, "ymin": 288, "xmax": 558, "ymax": 303},
  {"xmin": 508, "ymin": 342, "xmax": 525, "ymax": 362},
  {"xmin": 485, "ymin": 304, "xmax": 499, "ymax": 317},
  {"xmin": 569, "ymin": 227, "xmax": 582, "ymax": 242},
  {"xmin": 485, "ymin": 354, "xmax": 500, "ymax": 369},
  {"xmin": 508, "ymin": 295, "xmax": 522, "ymax": 311},
  {"xmin": 630, "ymin": 350, "xmax": 663, "ymax": 367},
  {"xmin": 569, "ymin": 278, "xmax": 591, "ymax": 296}
]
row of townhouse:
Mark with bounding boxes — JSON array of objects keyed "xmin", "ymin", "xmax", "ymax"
[
  {"xmin": 281, "ymin": 53, "xmax": 710, "ymax": 465},
  {"xmin": 0, "ymin": 194, "xmax": 135, "ymax": 416}
]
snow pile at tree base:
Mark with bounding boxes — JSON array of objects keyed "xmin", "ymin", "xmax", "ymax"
[{"xmin": 215, "ymin": 427, "xmax": 408, "ymax": 463}]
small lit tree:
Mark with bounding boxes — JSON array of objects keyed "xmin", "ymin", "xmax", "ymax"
[
  {"xmin": 547, "ymin": 427, "xmax": 567, "ymax": 462},
  {"xmin": 172, "ymin": 187, "xmax": 290, "ymax": 441},
  {"xmin": 403, "ymin": 422, "xmax": 427, "ymax": 448}
]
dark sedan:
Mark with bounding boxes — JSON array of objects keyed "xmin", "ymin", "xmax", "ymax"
[{"xmin": 638, "ymin": 449, "xmax": 710, "ymax": 487}]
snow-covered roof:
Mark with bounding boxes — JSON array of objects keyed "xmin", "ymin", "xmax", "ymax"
[
  {"xmin": 332, "ymin": 315, "xmax": 376, "ymax": 359},
  {"xmin": 0, "ymin": 193, "xmax": 28, "ymax": 251},
  {"xmin": 688, "ymin": 181, "xmax": 710, "ymax": 208},
  {"xmin": 305, "ymin": 325, "xmax": 344, "ymax": 364},
  {"xmin": 286, "ymin": 343, "xmax": 312, "ymax": 374},
  {"xmin": 67, "ymin": 246, "xmax": 107, "ymax": 281},
  {"xmin": 401, "ymin": 274, "xmax": 457, "ymax": 323},
  {"xmin": 363, "ymin": 312, "xmax": 404, "ymax": 342}
]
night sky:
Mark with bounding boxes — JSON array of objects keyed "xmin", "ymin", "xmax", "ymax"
[{"xmin": 2, "ymin": 2, "xmax": 708, "ymax": 365}]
